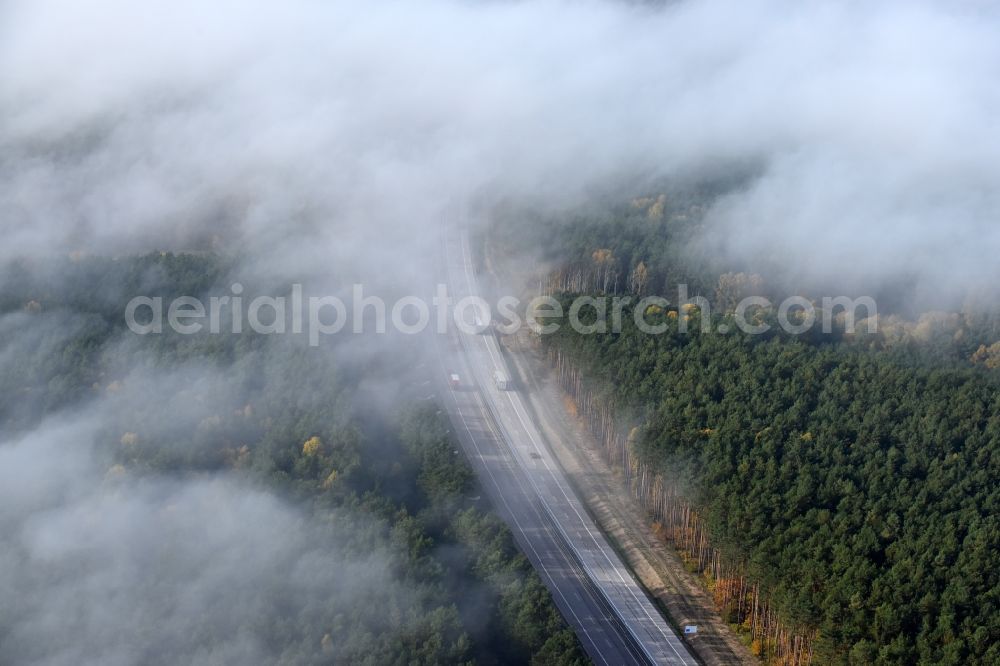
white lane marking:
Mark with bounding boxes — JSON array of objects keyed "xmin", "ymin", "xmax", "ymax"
[
  {"xmin": 428, "ymin": 286, "xmax": 618, "ymax": 666},
  {"xmin": 453, "ymin": 230, "xmax": 696, "ymax": 665}
]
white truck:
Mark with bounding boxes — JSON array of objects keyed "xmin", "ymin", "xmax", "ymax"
[{"xmin": 493, "ymin": 370, "xmax": 511, "ymax": 391}]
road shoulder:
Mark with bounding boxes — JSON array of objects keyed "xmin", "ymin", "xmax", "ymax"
[{"xmin": 502, "ymin": 340, "xmax": 757, "ymax": 666}]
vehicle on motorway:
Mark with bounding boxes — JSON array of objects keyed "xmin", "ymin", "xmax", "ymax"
[
  {"xmin": 449, "ymin": 372, "xmax": 461, "ymax": 388},
  {"xmin": 493, "ymin": 370, "xmax": 511, "ymax": 390}
]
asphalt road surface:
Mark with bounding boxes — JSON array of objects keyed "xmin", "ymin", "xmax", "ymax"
[{"xmin": 429, "ymin": 226, "xmax": 698, "ymax": 666}]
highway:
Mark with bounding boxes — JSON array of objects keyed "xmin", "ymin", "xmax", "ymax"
[{"xmin": 429, "ymin": 226, "xmax": 699, "ymax": 666}]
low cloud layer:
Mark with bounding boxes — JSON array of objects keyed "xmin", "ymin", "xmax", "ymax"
[
  {"xmin": 0, "ymin": 285, "xmax": 460, "ymax": 665},
  {"xmin": 2, "ymin": 0, "xmax": 998, "ymax": 302},
  {"xmin": 1, "ymin": 1, "xmax": 998, "ymax": 662},
  {"xmin": 0, "ymin": 429, "xmax": 388, "ymax": 666}
]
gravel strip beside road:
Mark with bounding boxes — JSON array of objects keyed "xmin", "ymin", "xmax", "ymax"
[{"xmin": 504, "ymin": 341, "xmax": 757, "ymax": 666}]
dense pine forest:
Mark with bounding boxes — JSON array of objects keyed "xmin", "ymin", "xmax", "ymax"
[
  {"xmin": 0, "ymin": 254, "xmax": 586, "ymax": 666},
  {"xmin": 491, "ymin": 194, "xmax": 1000, "ymax": 665}
]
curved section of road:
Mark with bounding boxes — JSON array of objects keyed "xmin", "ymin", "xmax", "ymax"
[{"xmin": 431, "ymin": 226, "xmax": 698, "ymax": 666}]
